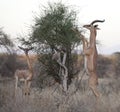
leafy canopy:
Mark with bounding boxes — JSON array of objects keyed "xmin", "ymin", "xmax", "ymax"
[{"xmin": 31, "ymin": 2, "xmax": 81, "ymax": 53}]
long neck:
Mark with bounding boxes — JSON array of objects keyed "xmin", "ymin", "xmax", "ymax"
[
  {"xmin": 81, "ymin": 35, "xmax": 88, "ymax": 51},
  {"xmin": 82, "ymin": 38, "xmax": 86, "ymax": 51},
  {"xmin": 89, "ymin": 29, "xmax": 97, "ymax": 48},
  {"xmin": 26, "ymin": 54, "xmax": 33, "ymax": 73}
]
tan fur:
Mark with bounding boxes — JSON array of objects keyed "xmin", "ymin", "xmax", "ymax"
[
  {"xmin": 73, "ymin": 20, "xmax": 105, "ymax": 99},
  {"xmin": 83, "ymin": 22, "xmax": 102, "ymax": 98},
  {"xmin": 14, "ymin": 47, "xmax": 33, "ymax": 97}
]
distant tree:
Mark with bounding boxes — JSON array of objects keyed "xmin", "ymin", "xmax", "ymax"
[
  {"xmin": 22, "ymin": 2, "xmax": 83, "ymax": 91},
  {"xmin": 0, "ymin": 28, "xmax": 14, "ymax": 53},
  {"xmin": 0, "ymin": 28, "xmax": 16, "ymax": 77}
]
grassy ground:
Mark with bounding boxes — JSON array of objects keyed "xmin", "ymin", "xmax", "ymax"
[{"xmin": 0, "ymin": 77, "xmax": 120, "ymax": 112}]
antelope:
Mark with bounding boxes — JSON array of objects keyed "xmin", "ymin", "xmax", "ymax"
[
  {"xmin": 14, "ymin": 46, "xmax": 34, "ymax": 97},
  {"xmin": 83, "ymin": 19, "xmax": 105, "ymax": 98}
]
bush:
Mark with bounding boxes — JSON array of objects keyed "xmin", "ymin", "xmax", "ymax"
[
  {"xmin": 0, "ymin": 54, "xmax": 17, "ymax": 77},
  {"xmin": 97, "ymin": 55, "xmax": 113, "ymax": 78}
]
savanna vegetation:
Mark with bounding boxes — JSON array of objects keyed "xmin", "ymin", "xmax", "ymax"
[{"xmin": 0, "ymin": 2, "xmax": 120, "ymax": 112}]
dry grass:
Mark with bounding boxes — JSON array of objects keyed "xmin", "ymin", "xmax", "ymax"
[{"xmin": 0, "ymin": 76, "xmax": 120, "ymax": 112}]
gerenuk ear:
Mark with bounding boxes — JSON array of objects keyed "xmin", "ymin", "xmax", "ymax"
[{"xmin": 94, "ymin": 25, "xmax": 100, "ymax": 30}]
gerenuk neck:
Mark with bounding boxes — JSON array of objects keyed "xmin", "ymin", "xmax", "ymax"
[{"xmin": 89, "ymin": 29, "xmax": 97, "ymax": 48}]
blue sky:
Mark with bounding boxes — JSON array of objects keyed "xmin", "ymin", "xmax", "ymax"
[{"xmin": 0, "ymin": 0, "xmax": 120, "ymax": 54}]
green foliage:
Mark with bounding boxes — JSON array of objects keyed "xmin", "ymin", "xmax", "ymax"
[
  {"xmin": 31, "ymin": 2, "xmax": 81, "ymax": 53},
  {"xmin": 38, "ymin": 53, "xmax": 61, "ymax": 83}
]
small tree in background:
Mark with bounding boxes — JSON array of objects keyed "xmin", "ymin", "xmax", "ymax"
[
  {"xmin": 0, "ymin": 28, "xmax": 16, "ymax": 77},
  {"xmin": 0, "ymin": 28, "xmax": 14, "ymax": 52}
]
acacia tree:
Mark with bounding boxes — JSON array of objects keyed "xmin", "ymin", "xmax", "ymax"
[{"xmin": 27, "ymin": 3, "xmax": 83, "ymax": 91}]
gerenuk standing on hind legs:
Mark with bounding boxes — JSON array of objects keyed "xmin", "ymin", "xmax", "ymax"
[{"xmin": 83, "ymin": 20, "xmax": 105, "ymax": 100}]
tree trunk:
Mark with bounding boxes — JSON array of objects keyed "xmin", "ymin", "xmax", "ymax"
[
  {"xmin": 53, "ymin": 49, "xmax": 68, "ymax": 93},
  {"xmin": 62, "ymin": 52, "xmax": 68, "ymax": 92}
]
